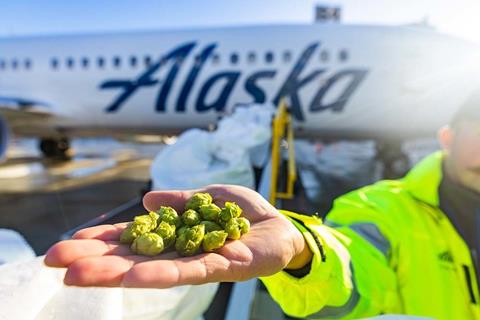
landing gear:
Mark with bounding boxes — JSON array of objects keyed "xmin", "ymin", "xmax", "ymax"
[{"xmin": 39, "ymin": 138, "xmax": 70, "ymax": 160}]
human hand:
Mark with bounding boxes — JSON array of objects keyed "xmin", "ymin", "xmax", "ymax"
[{"xmin": 44, "ymin": 184, "xmax": 310, "ymax": 288}]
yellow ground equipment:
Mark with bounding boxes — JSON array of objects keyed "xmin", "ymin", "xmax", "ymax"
[{"xmin": 269, "ymin": 99, "xmax": 297, "ymax": 205}]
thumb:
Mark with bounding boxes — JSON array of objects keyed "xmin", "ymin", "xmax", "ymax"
[{"xmin": 142, "ymin": 189, "xmax": 198, "ymax": 212}]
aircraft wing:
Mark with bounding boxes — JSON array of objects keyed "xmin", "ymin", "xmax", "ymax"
[{"xmin": 0, "ymin": 96, "xmax": 52, "ymax": 121}]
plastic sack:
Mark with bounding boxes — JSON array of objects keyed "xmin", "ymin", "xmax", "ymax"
[
  {"xmin": 151, "ymin": 104, "xmax": 274, "ymax": 190},
  {"xmin": 0, "ymin": 257, "xmax": 217, "ymax": 320},
  {"xmin": 293, "ymin": 140, "xmax": 379, "ymax": 212},
  {"xmin": 0, "ymin": 228, "xmax": 35, "ymax": 265}
]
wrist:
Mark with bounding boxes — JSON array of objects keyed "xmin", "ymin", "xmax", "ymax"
[{"xmin": 285, "ymin": 231, "xmax": 313, "ymax": 270}]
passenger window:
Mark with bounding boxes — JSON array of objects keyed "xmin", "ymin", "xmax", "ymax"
[
  {"xmin": 320, "ymin": 50, "xmax": 329, "ymax": 62},
  {"xmin": 265, "ymin": 51, "xmax": 274, "ymax": 64},
  {"xmin": 113, "ymin": 56, "xmax": 121, "ymax": 68},
  {"xmin": 230, "ymin": 53, "xmax": 239, "ymax": 65},
  {"xmin": 66, "ymin": 57, "xmax": 74, "ymax": 69},
  {"xmin": 11, "ymin": 59, "xmax": 18, "ymax": 70},
  {"xmin": 247, "ymin": 52, "xmax": 256, "ymax": 64},
  {"xmin": 144, "ymin": 56, "xmax": 152, "ymax": 67},
  {"xmin": 212, "ymin": 54, "xmax": 220, "ymax": 65},
  {"xmin": 51, "ymin": 58, "xmax": 59, "ymax": 70},
  {"xmin": 283, "ymin": 51, "xmax": 292, "ymax": 63},
  {"xmin": 130, "ymin": 56, "xmax": 137, "ymax": 68},
  {"xmin": 24, "ymin": 59, "xmax": 32, "ymax": 70},
  {"xmin": 194, "ymin": 54, "xmax": 202, "ymax": 65},
  {"xmin": 81, "ymin": 57, "xmax": 89, "ymax": 69},
  {"xmin": 0, "ymin": 60, "xmax": 5, "ymax": 70},
  {"xmin": 339, "ymin": 49, "xmax": 349, "ymax": 62},
  {"xmin": 97, "ymin": 57, "xmax": 105, "ymax": 68},
  {"xmin": 176, "ymin": 56, "xmax": 184, "ymax": 64}
]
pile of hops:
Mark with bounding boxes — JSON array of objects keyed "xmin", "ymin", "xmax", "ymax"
[{"xmin": 119, "ymin": 192, "xmax": 250, "ymax": 256}]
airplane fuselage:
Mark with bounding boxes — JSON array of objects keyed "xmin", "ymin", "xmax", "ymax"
[{"xmin": 1, "ymin": 24, "xmax": 479, "ymax": 140}]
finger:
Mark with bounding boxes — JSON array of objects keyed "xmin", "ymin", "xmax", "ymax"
[
  {"xmin": 44, "ymin": 239, "xmax": 131, "ymax": 267},
  {"xmin": 122, "ymin": 252, "xmax": 236, "ymax": 288},
  {"xmin": 65, "ymin": 255, "xmax": 148, "ymax": 287},
  {"xmin": 143, "ymin": 189, "xmax": 200, "ymax": 212},
  {"xmin": 62, "ymin": 240, "xmax": 260, "ymax": 288},
  {"xmin": 63, "ymin": 252, "xmax": 179, "ymax": 286},
  {"xmin": 72, "ymin": 223, "xmax": 129, "ymax": 240}
]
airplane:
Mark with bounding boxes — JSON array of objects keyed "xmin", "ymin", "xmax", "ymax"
[{"xmin": 1, "ymin": 23, "xmax": 480, "ymax": 160}]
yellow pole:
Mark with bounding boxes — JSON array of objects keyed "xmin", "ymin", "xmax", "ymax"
[
  {"xmin": 269, "ymin": 99, "xmax": 287, "ymax": 204},
  {"xmin": 269, "ymin": 99, "xmax": 297, "ymax": 204}
]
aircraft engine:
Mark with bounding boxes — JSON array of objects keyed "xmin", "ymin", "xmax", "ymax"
[{"xmin": 0, "ymin": 116, "xmax": 9, "ymax": 161}]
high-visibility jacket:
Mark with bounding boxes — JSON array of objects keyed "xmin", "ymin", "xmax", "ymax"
[{"xmin": 260, "ymin": 152, "xmax": 480, "ymax": 319}]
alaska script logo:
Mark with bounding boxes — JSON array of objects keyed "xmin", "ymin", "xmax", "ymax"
[{"xmin": 99, "ymin": 42, "xmax": 368, "ymax": 121}]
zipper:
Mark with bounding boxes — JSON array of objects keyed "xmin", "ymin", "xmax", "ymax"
[{"xmin": 463, "ymin": 265, "xmax": 477, "ymax": 304}]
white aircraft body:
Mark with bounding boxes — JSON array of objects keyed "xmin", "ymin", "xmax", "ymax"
[{"xmin": 1, "ymin": 24, "xmax": 479, "ymax": 158}]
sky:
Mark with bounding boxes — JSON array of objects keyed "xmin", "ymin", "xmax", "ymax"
[{"xmin": 1, "ymin": 0, "xmax": 480, "ymax": 44}]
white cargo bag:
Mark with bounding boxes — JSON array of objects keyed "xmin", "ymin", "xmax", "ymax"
[
  {"xmin": 151, "ymin": 103, "xmax": 274, "ymax": 190},
  {"xmin": 0, "ymin": 257, "xmax": 217, "ymax": 320}
]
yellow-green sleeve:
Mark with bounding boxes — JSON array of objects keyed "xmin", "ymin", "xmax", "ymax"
[{"xmin": 260, "ymin": 200, "xmax": 402, "ymax": 319}]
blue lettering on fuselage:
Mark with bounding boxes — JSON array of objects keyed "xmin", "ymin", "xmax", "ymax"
[{"xmin": 99, "ymin": 41, "xmax": 369, "ymax": 121}]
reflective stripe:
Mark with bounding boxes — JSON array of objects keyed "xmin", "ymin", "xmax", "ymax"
[
  {"xmin": 349, "ymin": 223, "xmax": 390, "ymax": 258},
  {"xmin": 305, "ymin": 221, "xmax": 390, "ymax": 318},
  {"xmin": 325, "ymin": 220, "xmax": 390, "ymax": 258},
  {"xmin": 307, "ymin": 263, "xmax": 360, "ymax": 319},
  {"xmin": 324, "ymin": 220, "xmax": 341, "ymax": 228}
]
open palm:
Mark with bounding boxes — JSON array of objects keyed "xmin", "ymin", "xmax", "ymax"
[{"xmin": 44, "ymin": 185, "xmax": 307, "ymax": 288}]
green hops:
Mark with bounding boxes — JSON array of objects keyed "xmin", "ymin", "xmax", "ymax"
[
  {"xmin": 119, "ymin": 211, "xmax": 159, "ymax": 244},
  {"xmin": 203, "ymin": 231, "xmax": 228, "ymax": 252},
  {"xmin": 155, "ymin": 221, "xmax": 176, "ymax": 249},
  {"xmin": 175, "ymin": 224, "xmax": 205, "ymax": 256},
  {"xmin": 223, "ymin": 217, "xmax": 250, "ymax": 240},
  {"xmin": 185, "ymin": 192, "xmax": 212, "ymax": 210},
  {"xmin": 120, "ymin": 222, "xmax": 142, "ymax": 244},
  {"xmin": 224, "ymin": 218, "xmax": 241, "ymax": 240},
  {"xmin": 199, "ymin": 203, "xmax": 221, "ymax": 221},
  {"xmin": 157, "ymin": 206, "xmax": 181, "ymax": 227},
  {"xmin": 176, "ymin": 225, "xmax": 188, "ymax": 237},
  {"xmin": 238, "ymin": 217, "xmax": 250, "ymax": 235},
  {"xmin": 182, "ymin": 209, "xmax": 201, "ymax": 227},
  {"xmin": 131, "ymin": 233, "xmax": 164, "ymax": 256},
  {"xmin": 200, "ymin": 220, "xmax": 223, "ymax": 232},
  {"xmin": 219, "ymin": 202, "xmax": 242, "ymax": 223},
  {"xmin": 119, "ymin": 192, "xmax": 250, "ymax": 257}
]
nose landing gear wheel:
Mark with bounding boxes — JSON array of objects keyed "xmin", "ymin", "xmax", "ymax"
[{"xmin": 39, "ymin": 138, "xmax": 70, "ymax": 160}]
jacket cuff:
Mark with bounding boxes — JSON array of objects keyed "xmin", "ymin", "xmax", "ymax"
[{"xmin": 259, "ymin": 210, "xmax": 342, "ymax": 317}]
